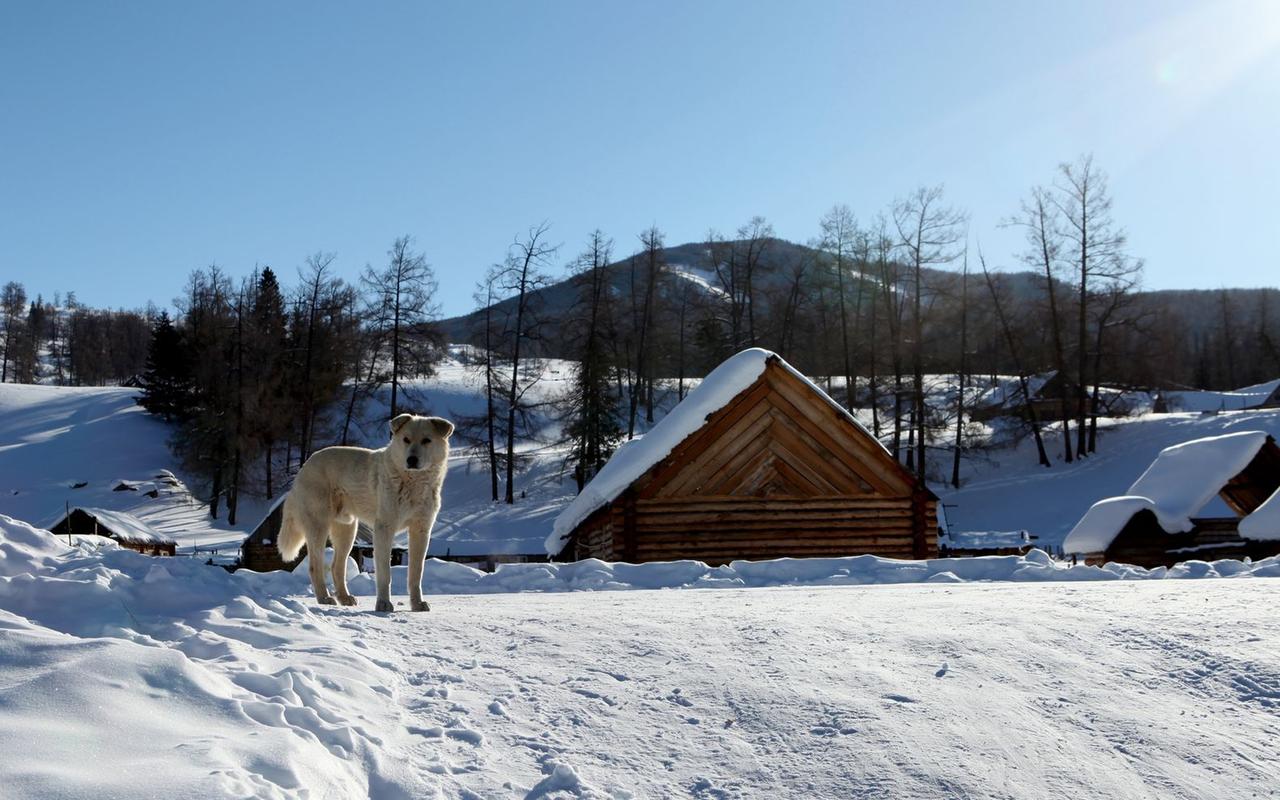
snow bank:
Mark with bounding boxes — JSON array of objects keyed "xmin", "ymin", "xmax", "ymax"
[
  {"xmin": 5, "ymin": 511, "xmax": 1280, "ymax": 796},
  {"xmin": 0, "ymin": 514, "xmax": 418, "ymax": 798},
  {"xmin": 1063, "ymin": 431, "xmax": 1271, "ymax": 554},
  {"xmin": 1240, "ymin": 487, "xmax": 1280, "ymax": 541}
]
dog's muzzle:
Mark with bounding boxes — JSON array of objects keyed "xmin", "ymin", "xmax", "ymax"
[{"xmin": 406, "ymin": 456, "xmax": 420, "ymax": 469}]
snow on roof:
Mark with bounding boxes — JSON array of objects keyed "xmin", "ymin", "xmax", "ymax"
[
  {"xmin": 1063, "ymin": 430, "xmax": 1271, "ymax": 554},
  {"xmin": 546, "ymin": 348, "xmax": 888, "ymax": 555},
  {"xmin": 1162, "ymin": 378, "xmax": 1280, "ymax": 413},
  {"xmin": 67, "ymin": 507, "xmax": 175, "ymax": 545},
  {"xmin": 1239, "ymin": 486, "xmax": 1280, "ymax": 542}
]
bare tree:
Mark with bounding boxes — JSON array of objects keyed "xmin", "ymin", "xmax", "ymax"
[
  {"xmin": 495, "ymin": 223, "xmax": 557, "ymax": 504},
  {"xmin": 818, "ymin": 206, "xmax": 859, "ymax": 410},
  {"xmin": 979, "ymin": 250, "xmax": 1051, "ymax": 467},
  {"xmin": 362, "ymin": 236, "xmax": 440, "ymax": 418},
  {"xmin": 1055, "ymin": 154, "xmax": 1138, "ymax": 457},
  {"xmin": 625, "ymin": 227, "xmax": 665, "ymax": 436},
  {"xmin": 893, "ymin": 186, "xmax": 967, "ymax": 482},
  {"xmin": 737, "ymin": 216, "xmax": 774, "ymax": 347},
  {"xmin": 1007, "ymin": 186, "xmax": 1074, "ymax": 463},
  {"xmin": 951, "ymin": 244, "xmax": 969, "ymax": 488}
]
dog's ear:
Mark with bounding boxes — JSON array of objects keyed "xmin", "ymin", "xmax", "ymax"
[
  {"xmin": 430, "ymin": 417, "xmax": 455, "ymax": 439},
  {"xmin": 390, "ymin": 414, "xmax": 414, "ymax": 436}
]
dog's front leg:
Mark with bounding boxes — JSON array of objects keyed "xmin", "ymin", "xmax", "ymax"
[
  {"xmin": 373, "ymin": 520, "xmax": 395, "ymax": 613},
  {"xmin": 407, "ymin": 520, "xmax": 431, "ymax": 612}
]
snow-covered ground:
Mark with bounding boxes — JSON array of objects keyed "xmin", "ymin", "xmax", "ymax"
[{"xmin": 3, "ymin": 513, "xmax": 1279, "ymax": 798}]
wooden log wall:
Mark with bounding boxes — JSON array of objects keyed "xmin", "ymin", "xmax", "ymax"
[{"xmin": 600, "ymin": 496, "xmax": 937, "ymax": 565}]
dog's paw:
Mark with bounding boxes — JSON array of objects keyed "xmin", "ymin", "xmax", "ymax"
[
  {"xmin": 336, "ymin": 593, "xmax": 358, "ymax": 607},
  {"xmin": 410, "ymin": 599, "xmax": 430, "ymax": 612},
  {"xmin": 318, "ymin": 595, "xmax": 337, "ymax": 606},
  {"xmin": 375, "ymin": 598, "xmax": 395, "ymax": 613}
]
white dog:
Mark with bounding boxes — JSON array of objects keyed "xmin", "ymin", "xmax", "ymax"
[{"xmin": 277, "ymin": 413, "xmax": 452, "ymax": 612}]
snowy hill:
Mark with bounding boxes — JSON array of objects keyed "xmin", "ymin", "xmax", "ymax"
[{"xmin": 0, "ymin": 382, "xmax": 252, "ymax": 556}]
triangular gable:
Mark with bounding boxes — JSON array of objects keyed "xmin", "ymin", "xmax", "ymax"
[
  {"xmin": 547, "ymin": 349, "xmax": 927, "ymax": 554},
  {"xmin": 638, "ymin": 361, "xmax": 916, "ymax": 500}
]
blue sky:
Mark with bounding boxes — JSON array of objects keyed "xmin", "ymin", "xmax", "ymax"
[{"xmin": 2, "ymin": 0, "xmax": 1278, "ymax": 316}]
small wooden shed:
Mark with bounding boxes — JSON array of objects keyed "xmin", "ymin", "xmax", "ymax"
[
  {"xmin": 49, "ymin": 507, "xmax": 177, "ymax": 556},
  {"xmin": 240, "ymin": 496, "xmax": 301, "ymax": 572},
  {"xmin": 1064, "ymin": 431, "xmax": 1280, "ymax": 567},
  {"xmin": 547, "ymin": 349, "xmax": 938, "ymax": 565},
  {"xmin": 240, "ymin": 495, "xmax": 410, "ymax": 573}
]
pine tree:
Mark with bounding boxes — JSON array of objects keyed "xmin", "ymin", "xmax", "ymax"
[{"xmin": 136, "ymin": 311, "xmax": 193, "ymax": 421}]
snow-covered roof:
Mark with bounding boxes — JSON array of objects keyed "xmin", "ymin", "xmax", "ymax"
[
  {"xmin": 65, "ymin": 507, "xmax": 176, "ymax": 545},
  {"xmin": 1063, "ymin": 431, "xmax": 1271, "ymax": 554},
  {"xmin": 546, "ymin": 348, "xmax": 889, "ymax": 555},
  {"xmin": 1162, "ymin": 378, "xmax": 1280, "ymax": 413},
  {"xmin": 1239, "ymin": 487, "xmax": 1280, "ymax": 542}
]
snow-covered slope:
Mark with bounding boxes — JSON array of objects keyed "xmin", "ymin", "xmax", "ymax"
[
  {"xmin": 3, "ymin": 514, "xmax": 1280, "ymax": 798},
  {"xmin": 0, "ymin": 383, "xmax": 253, "ymax": 556}
]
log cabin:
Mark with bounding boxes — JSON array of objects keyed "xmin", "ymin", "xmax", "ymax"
[
  {"xmin": 1063, "ymin": 431, "xmax": 1280, "ymax": 567},
  {"xmin": 546, "ymin": 349, "xmax": 939, "ymax": 565},
  {"xmin": 48, "ymin": 507, "xmax": 177, "ymax": 556}
]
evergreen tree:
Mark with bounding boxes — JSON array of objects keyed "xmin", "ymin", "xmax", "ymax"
[{"xmin": 136, "ymin": 311, "xmax": 193, "ymax": 421}]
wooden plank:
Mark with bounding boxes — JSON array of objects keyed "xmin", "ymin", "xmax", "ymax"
[
  {"xmin": 765, "ymin": 407, "xmax": 872, "ymax": 493},
  {"xmin": 638, "ymin": 536, "xmax": 918, "ymax": 550},
  {"xmin": 697, "ymin": 429, "xmax": 778, "ymax": 496},
  {"xmin": 636, "ymin": 546, "xmax": 921, "ymax": 561},
  {"xmin": 762, "ymin": 368, "xmax": 907, "ymax": 496},
  {"xmin": 635, "ymin": 496, "xmax": 915, "ymax": 513},
  {"xmin": 766, "ymin": 428, "xmax": 859, "ymax": 495},
  {"xmin": 652, "ymin": 399, "xmax": 774, "ymax": 498},
  {"xmin": 641, "ymin": 379, "xmax": 774, "ymax": 497}
]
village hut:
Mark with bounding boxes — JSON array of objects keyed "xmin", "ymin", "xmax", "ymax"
[
  {"xmin": 1063, "ymin": 431, "xmax": 1280, "ymax": 567},
  {"xmin": 546, "ymin": 349, "xmax": 939, "ymax": 564},
  {"xmin": 1158, "ymin": 378, "xmax": 1280, "ymax": 414},
  {"xmin": 48, "ymin": 507, "xmax": 177, "ymax": 556},
  {"xmin": 970, "ymin": 371, "xmax": 1149, "ymax": 423},
  {"xmin": 240, "ymin": 495, "xmax": 426, "ymax": 573}
]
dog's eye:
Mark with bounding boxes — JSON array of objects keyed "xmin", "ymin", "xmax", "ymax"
[
  {"xmin": 403, "ymin": 436, "xmax": 410, "ymax": 444},
  {"xmin": 422, "ymin": 437, "xmax": 431, "ymax": 445}
]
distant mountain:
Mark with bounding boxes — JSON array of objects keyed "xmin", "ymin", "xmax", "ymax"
[{"xmin": 439, "ymin": 236, "xmax": 1279, "ymax": 390}]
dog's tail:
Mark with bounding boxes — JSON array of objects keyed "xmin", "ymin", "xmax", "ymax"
[{"xmin": 276, "ymin": 493, "xmax": 306, "ymax": 562}]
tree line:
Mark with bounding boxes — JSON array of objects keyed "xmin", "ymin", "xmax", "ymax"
[
  {"xmin": 130, "ymin": 239, "xmax": 442, "ymax": 523},
  {"xmin": 5, "ymin": 154, "xmax": 1279, "ymax": 513},
  {"xmin": 461, "ymin": 155, "xmax": 1271, "ymax": 495}
]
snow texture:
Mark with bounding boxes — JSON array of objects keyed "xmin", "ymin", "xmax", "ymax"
[
  {"xmin": 61, "ymin": 506, "xmax": 175, "ymax": 545},
  {"xmin": 1240, "ymin": 486, "xmax": 1280, "ymax": 541},
  {"xmin": 1063, "ymin": 431, "xmax": 1270, "ymax": 554},
  {"xmin": 547, "ymin": 347, "xmax": 890, "ymax": 554},
  {"xmin": 4, "ymin": 513, "xmax": 1280, "ymax": 797}
]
